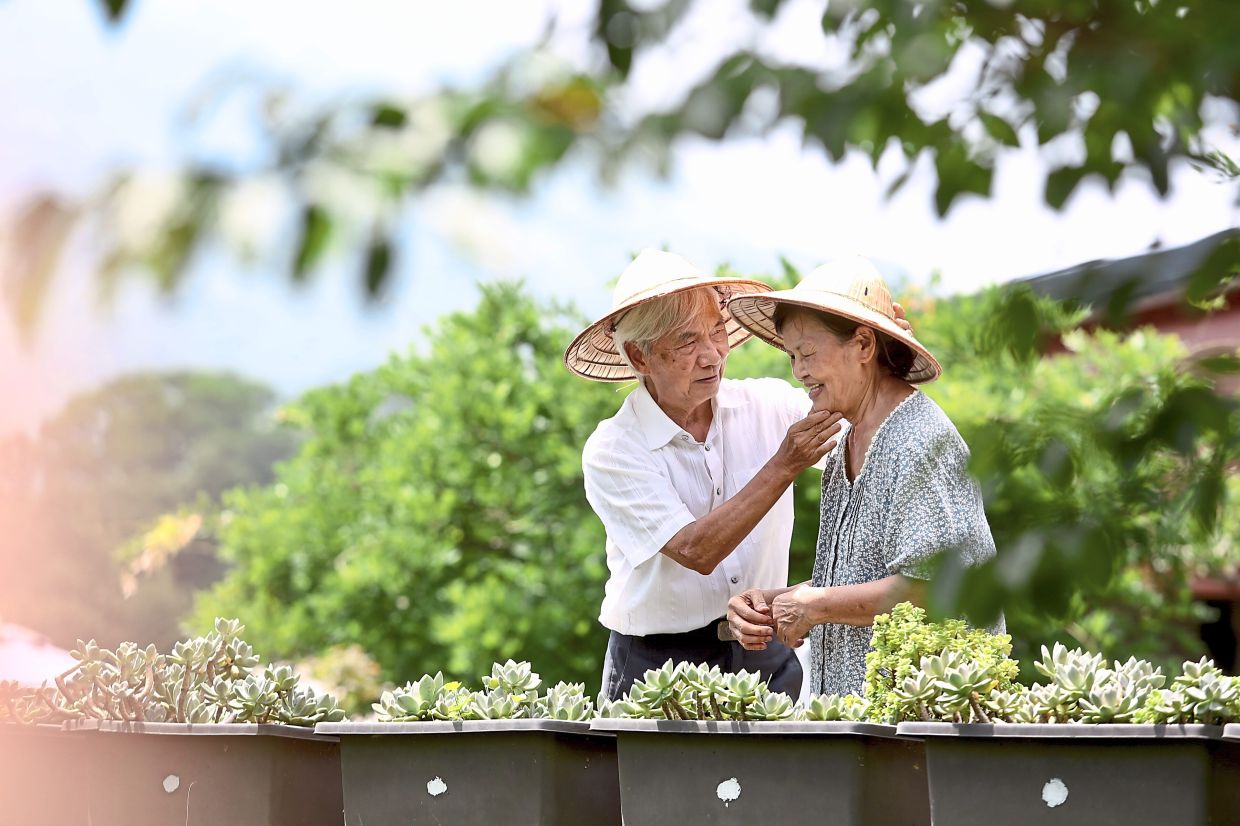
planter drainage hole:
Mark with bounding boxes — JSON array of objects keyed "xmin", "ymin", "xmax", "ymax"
[
  {"xmin": 1042, "ymin": 778, "xmax": 1068, "ymax": 808},
  {"xmin": 162, "ymin": 775, "xmax": 180, "ymax": 794},
  {"xmin": 716, "ymin": 777, "xmax": 741, "ymax": 807},
  {"xmin": 427, "ymin": 777, "xmax": 448, "ymax": 797}
]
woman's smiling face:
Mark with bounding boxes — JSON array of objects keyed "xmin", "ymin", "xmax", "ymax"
[{"xmin": 779, "ymin": 309, "xmax": 864, "ymax": 415}]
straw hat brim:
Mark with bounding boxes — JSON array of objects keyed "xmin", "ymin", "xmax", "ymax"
[
  {"xmin": 726, "ymin": 290, "xmax": 943, "ymax": 384},
  {"xmin": 565, "ymin": 278, "xmax": 774, "ymax": 382}
]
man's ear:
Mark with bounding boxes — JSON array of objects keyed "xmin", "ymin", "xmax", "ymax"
[{"xmin": 625, "ymin": 341, "xmax": 650, "ymax": 376}]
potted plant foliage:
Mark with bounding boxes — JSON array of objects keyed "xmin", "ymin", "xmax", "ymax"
[
  {"xmin": 318, "ymin": 659, "xmax": 621, "ymax": 826},
  {"xmin": 589, "ymin": 659, "xmax": 929, "ymax": 826},
  {"xmin": 896, "ymin": 641, "xmax": 1240, "ymax": 825},
  {"xmin": 47, "ymin": 618, "xmax": 345, "ymax": 826}
]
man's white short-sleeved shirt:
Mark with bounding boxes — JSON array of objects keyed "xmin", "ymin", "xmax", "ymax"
[{"xmin": 583, "ymin": 377, "xmax": 811, "ymax": 636}]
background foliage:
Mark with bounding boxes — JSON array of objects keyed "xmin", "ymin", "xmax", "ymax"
[{"xmin": 178, "ymin": 269, "xmax": 1239, "ymax": 692}]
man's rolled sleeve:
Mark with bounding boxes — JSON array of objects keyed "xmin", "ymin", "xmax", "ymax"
[{"xmin": 583, "ymin": 437, "xmax": 696, "ymax": 568}]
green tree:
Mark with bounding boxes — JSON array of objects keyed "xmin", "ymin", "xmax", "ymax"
[
  {"xmin": 191, "ymin": 284, "xmax": 618, "ymax": 687},
  {"xmin": 0, "ymin": 371, "xmax": 296, "ymax": 649}
]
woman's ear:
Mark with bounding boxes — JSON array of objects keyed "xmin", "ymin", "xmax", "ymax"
[{"xmin": 853, "ymin": 326, "xmax": 878, "ymax": 365}]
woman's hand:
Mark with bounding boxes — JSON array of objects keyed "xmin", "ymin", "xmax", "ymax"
[
  {"xmin": 727, "ymin": 589, "xmax": 775, "ymax": 651},
  {"xmin": 772, "ymin": 585, "xmax": 823, "ymax": 648}
]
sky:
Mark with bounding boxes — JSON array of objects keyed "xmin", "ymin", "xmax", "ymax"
[{"xmin": 1, "ymin": 0, "xmax": 1237, "ymax": 436}]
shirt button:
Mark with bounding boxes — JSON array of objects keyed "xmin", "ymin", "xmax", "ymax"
[
  {"xmin": 716, "ymin": 487, "xmax": 722, "ymax": 495},
  {"xmin": 704, "ymin": 444, "xmax": 711, "ymax": 451},
  {"xmin": 730, "ymin": 576, "xmax": 739, "ymax": 584}
]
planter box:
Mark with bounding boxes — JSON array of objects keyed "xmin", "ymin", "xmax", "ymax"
[
  {"xmin": 0, "ymin": 723, "xmax": 93, "ymax": 824},
  {"xmin": 898, "ymin": 722, "xmax": 1240, "ymax": 826},
  {"xmin": 317, "ymin": 719, "xmax": 621, "ymax": 826},
  {"xmin": 66, "ymin": 721, "xmax": 342, "ymax": 826},
  {"xmin": 590, "ymin": 719, "xmax": 929, "ymax": 826}
]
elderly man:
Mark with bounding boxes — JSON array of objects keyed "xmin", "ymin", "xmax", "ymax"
[{"xmin": 564, "ymin": 249, "xmax": 845, "ymax": 701}]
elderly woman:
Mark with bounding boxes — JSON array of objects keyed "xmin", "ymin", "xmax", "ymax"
[{"xmin": 724, "ymin": 257, "xmax": 1000, "ymax": 697}]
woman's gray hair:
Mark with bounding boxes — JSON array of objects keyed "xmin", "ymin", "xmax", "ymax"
[{"xmin": 612, "ymin": 286, "xmax": 722, "ymax": 374}]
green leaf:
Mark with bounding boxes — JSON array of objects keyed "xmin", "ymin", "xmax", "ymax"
[
  {"xmin": 362, "ymin": 232, "xmax": 393, "ymax": 297},
  {"xmin": 293, "ymin": 204, "xmax": 331, "ymax": 280},
  {"xmin": 371, "ymin": 104, "xmax": 408, "ymax": 129},
  {"xmin": 99, "ymin": 0, "xmax": 130, "ymax": 23},
  {"xmin": 1193, "ymin": 353, "xmax": 1240, "ymax": 375},
  {"xmin": 933, "ymin": 142, "xmax": 993, "ymax": 216},
  {"xmin": 980, "ymin": 113, "xmax": 1020, "ymax": 148},
  {"xmin": 749, "ymin": 0, "xmax": 783, "ymax": 19},
  {"xmin": 1045, "ymin": 166, "xmax": 1086, "ymax": 210}
]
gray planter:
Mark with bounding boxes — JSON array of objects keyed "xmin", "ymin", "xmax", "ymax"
[
  {"xmin": 590, "ymin": 719, "xmax": 929, "ymax": 826},
  {"xmin": 898, "ymin": 722, "xmax": 1240, "ymax": 826},
  {"xmin": 66, "ymin": 721, "xmax": 342, "ymax": 826},
  {"xmin": 0, "ymin": 723, "xmax": 93, "ymax": 823},
  {"xmin": 316, "ymin": 719, "xmax": 621, "ymax": 826}
]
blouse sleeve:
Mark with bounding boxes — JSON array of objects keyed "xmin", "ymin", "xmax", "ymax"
[{"xmin": 883, "ymin": 427, "xmax": 996, "ymax": 580}]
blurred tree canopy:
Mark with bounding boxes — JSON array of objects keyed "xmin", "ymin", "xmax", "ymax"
[
  {"xmin": 10, "ymin": 0, "xmax": 1237, "ymax": 327},
  {"xmin": 189, "ymin": 273, "xmax": 1238, "ymax": 690},
  {"xmin": 0, "ymin": 371, "xmax": 296, "ymax": 650}
]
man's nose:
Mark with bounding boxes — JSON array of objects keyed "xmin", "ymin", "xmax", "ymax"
[{"xmin": 700, "ymin": 344, "xmax": 724, "ymax": 367}]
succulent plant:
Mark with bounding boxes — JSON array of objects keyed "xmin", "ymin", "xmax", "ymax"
[
  {"xmin": 373, "ymin": 672, "xmax": 463, "ymax": 722},
  {"xmin": 680, "ymin": 663, "xmax": 728, "ymax": 720},
  {"xmin": 609, "ymin": 661, "xmax": 809, "ymax": 722},
  {"xmin": 721, "ymin": 670, "xmax": 768, "ymax": 720},
  {"xmin": 465, "ymin": 689, "xmax": 530, "ymax": 720},
  {"xmin": 373, "ymin": 662, "xmax": 597, "ymax": 722},
  {"xmin": 481, "ymin": 660, "xmax": 541, "ymax": 696},
  {"xmin": 537, "ymin": 682, "xmax": 594, "ymax": 722},
  {"xmin": 1136, "ymin": 657, "xmax": 1240, "ymax": 725},
  {"xmin": 800, "ymin": 693, "xmax": 870, "ymax": 722},
  {"xmin": 6, "ymin": 619, "xmax": 340, "ymax": 727},
  {"xmin": 984, "ymin": 686, "xmax": 1030, "ymax": 722},
  {"xmin": 746, "ymin": 691, "xmax": 796, "ymax": 721},
  {"xmin": 892, "ymin": 668, "xmax": 939, "ymax": 722}
]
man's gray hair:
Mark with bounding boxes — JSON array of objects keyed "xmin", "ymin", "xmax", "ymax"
[{"xmin": 612, "ymin": 286, "xmax": 722, "ymax": 375}]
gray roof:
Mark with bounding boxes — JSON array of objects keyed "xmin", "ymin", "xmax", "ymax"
[{"xmin": 1020, "ymin": 227, "xmax": 1240, "ymax": 309}]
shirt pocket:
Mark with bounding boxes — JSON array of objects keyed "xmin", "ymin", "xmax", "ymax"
[{"xmin": 727, "ymin": 462, "xmax": 767, "ymax": 499}]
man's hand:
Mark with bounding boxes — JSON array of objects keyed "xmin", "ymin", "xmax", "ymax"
[
  {"xmin": 774, "ymin": 410, "xmax": 843, "ymax": 477},
  {"xmin": 727, "ymin": 589, "xmax": 775, "ymax": 651},
  {"xmin": 772, "ymin": 585, "xmax": 821, "ymax": 648}
]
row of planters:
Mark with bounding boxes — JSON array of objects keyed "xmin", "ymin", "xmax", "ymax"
[
  {"xmin": 0, "ymin": 618, "xmax": 345, "ymax": 826},
  {"xmin": 8, "ymin": 606, "xmax": 1240, "ymax": 825}
]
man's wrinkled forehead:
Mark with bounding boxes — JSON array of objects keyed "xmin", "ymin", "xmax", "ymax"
[{"xmin": 664, "ymin": 299, "xmax": 726, "ymax": 343}]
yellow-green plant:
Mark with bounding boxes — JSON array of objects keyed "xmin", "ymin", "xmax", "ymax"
[{"xmin": 865, "ymin": 602, "xmax": 1019, "ymax": 723}]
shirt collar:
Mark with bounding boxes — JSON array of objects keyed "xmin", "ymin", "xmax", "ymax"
[{"xmin": 630, "ymin": 379, "xmax": 743, "ymax": 451}]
